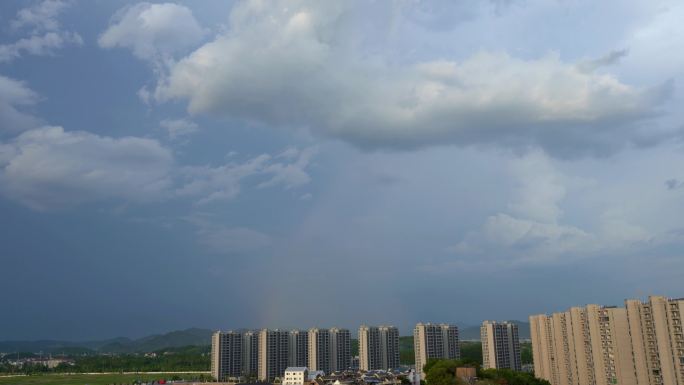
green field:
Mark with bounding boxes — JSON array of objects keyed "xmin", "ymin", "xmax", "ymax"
[{"xmin": 0, "ymin": 373, "xmax": 206, "ymax": 385}]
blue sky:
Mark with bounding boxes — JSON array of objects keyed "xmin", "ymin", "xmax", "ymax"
[{"xmin": 1, "ymin": 0, "xmax": 683, "ymax": 340}]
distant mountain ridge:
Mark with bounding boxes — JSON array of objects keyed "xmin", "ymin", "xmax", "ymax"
[
  {"xmin": 0, "ymin": 322, "xmax": 530, "ymax": 354},
  {"xmin": 0, "ymin": 328, "xmax": 213, "ymax": 354}
]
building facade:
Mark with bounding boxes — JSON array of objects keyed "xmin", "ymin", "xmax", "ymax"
[
  {"xmin": 307, "ymin": 327, "xmax": 351, "ymax": 373},
  {"xmin": 481, "ymin": 321, "xmax": 521, "ymax": 371},
  {"xmin": 625, "ymin": 296, "xmax": 684, "ymax": 385},
  {"xmin": 242, "ymin": 330, "xmax": 259, "ymax": 378},
  {"xmin": 414, "ymin": 323, "xmax": 460, "ymax": 378},
  {"xmin": 211, "ymin": 331, "xmax": 243, "ymax": 381},
  {"xmin": 330, "ymin": 327, "xmax": 351, "ymax": 372},
  {"xmin": 289, "ymin": 330, "xmax": 309, "ymax": 367},
  {"xmin": 258, "ymin": 329, "xmax": 290, "ymax": 381},
  {"xmin": 530, "ymin": 296, "xmax": 684, "ymax": 385},
  {"xmin": 308, "ymin": 328, "xmax": 331, "ymax": 373},
  {"xmin": 359, "ymin": 325, "xmax": 400, "ymax": 371},
  {"xmin": 531, "ymin": 305, "xmax": 638, "ymax": 385}
]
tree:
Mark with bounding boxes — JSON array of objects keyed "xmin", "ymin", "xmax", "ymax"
[
  {"xmin": 424, "ymin": 360, "xmax": 469, "ymax": 385},
  {"xmin": 477, "ymin": 368, "xmax": 551, "ymax": 385},
  {"xmin": 424, "ymin": 359, "xmax": 549, "ymax": 385}
]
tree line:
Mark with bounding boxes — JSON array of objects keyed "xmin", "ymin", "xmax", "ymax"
[{"xmin": 423, "ymin": 359, "xmax": 550, "ymax": 385}]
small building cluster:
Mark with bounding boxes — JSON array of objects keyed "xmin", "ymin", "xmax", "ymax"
[
  {"xmin": 0, "ymin": 355, "xmax": 73, "ymax": 369},
  {"xmin": 286, "ymin": 367, "xmax": 417, "ymax": 385}
]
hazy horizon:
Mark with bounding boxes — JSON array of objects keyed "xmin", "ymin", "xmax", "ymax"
[{"xmin": 1, "ymin": 0, "xmax": 683, "ymax": 341}]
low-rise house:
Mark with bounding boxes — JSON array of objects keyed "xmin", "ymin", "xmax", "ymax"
[{"xmin": 284, "ymin": 367, "xmax": 309, "ymax": 385}]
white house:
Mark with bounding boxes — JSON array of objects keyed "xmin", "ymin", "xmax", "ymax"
[{"xmin": 284, "ymin": 367, "xmax": 309, "ymax": 385}]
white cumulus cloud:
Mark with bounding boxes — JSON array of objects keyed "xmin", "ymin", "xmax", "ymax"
[
  {"xmin": 150, "ymin": 0, "xmax": 672, "ymax": 158},
  {"xmin": 0, "ymin": 126, "xmax": 174, "ymax": 210},
  {"xmin": 450, "ymin": 151, "xmax": 655, "ymax": 264},
  {"xmin": 0, "ymin": 75, "xmax": 41, "ymax": 133},
  {"xmin": 10, "ymin": 0, "xmax": 70, "ymax": 32},
  {"xmin": 0, "ymin": 31, "xmax": 83, "ymax": 63},
  {"xmin": 99, "ymin": 2, "xmax": 205, "ymax": 63},
  {"xmin": 0, "ymin": 0, "xmax": 82, "ymax": 63}
]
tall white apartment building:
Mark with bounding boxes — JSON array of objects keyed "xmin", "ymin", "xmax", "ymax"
[
  {"xmin": 359, "ymin": 325, "xmax": 400, "ymax": 370},
  {"xmin": 414, "ymin": 323, "xmax": 460, "ymax": 379},
  {"xmin": 480, "ymin": 321, "xmax": 521, "ymax": 371},
  {"xmin": 211, "ymin": 330, "xmax": 243, "ymax": 381},
  {"xmin": 258, "ymin": 329, "xmax": 290, "ymax": 381}
]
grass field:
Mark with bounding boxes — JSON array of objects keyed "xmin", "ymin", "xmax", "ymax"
[{"xmin": 0, "ymin": 373, "xmax": 205, "ymax": 385}]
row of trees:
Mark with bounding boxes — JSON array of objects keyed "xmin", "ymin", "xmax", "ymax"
[
  {"xmin": 0, "ymin": 347, "xmax": 210, "ymax": 375},
  {"xmin": 57, "ymin": 352, "xmax": 210, "ymax": 373},
  {"xmin": 423, "ymin": 359, "xmax": 550, "ymax": 385}
]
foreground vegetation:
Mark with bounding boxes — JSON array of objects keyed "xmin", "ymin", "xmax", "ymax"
[
  {"xmin": 424, "ymin": 359, "xmax": 549, "ymax": 385},
  {"xmin": 0, "ymin": 372, "xmax": 210, "ymax": 385}
]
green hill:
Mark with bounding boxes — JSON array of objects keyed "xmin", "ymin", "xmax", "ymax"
[{"xmin": 0, "ymin": 328, "xmax": 213, "ymax": 355}]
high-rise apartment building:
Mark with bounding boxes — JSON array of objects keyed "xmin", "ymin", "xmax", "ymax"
[
  {"xmin": 308, "ymin": 328, "xmax": 331, "ymax": 373},
  {"xmin": 379, "ymin": 326, "xmax": 400, "ymax": 370},
  {"xmin": 211, "ymin": 331, "xmax": 243, "ymax": 381},
  {"xmin": 308, "ymin": 327, "xmax": 351, "ymax": 373},
  {"xmin": 531, "ymin": 305, "xmax": 637, "ymax": 385},
  {"xmin": 414, "ymin": 323, "xmax": 460, "ymax": 378},
  {"xmin": 625, "ymin": 296, "xmax": 684, "ymax": 385},
  {"xmin": 289, "ymin": 330, "xmax": 309, "ymax": 367},
  {"xmin": 258, "ymin": 329, "xmax": 290, "ymax": 381},
  {"xmin": 242, "ymin": 330, "xmax": 259, "ymax": 378},
  {"xmin": 330, "ymin": 328, "xmax": 351, "ymax": 372},
  {"xmin": 481, "ymin": 321, "xmax": 521, "ymax": 371},
  {"xmin": 359, "ymin": 325, "xmax": 400, "ymax": 370},
  {"xmin": 210, "ymin": 326, "xmax": 352, "ymax": 381},
  {"xmin": 359, "ymin": 325, "xmax": 380, "ymax": 371},
  {"xmin": 530, "ymin": 295, "xmax": 684, "ymax": 385}
]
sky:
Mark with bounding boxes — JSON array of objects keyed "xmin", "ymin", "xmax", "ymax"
[{"xmin": 1, "ymin": 0, "xmax": 684, "ymax": 341}]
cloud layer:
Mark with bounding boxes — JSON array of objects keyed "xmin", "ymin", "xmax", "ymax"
[
  {"xmin": 0, "ymin": 125, "xmax": 316, "ymax": 210},
  {"xmin": 146, "ymin": 1, "xmax": 674, "ymax": 158}
]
